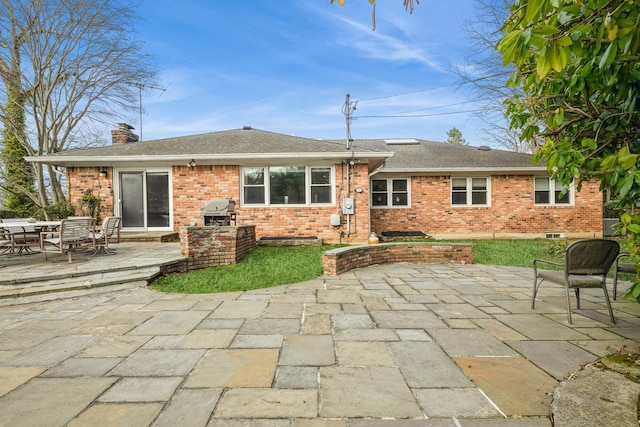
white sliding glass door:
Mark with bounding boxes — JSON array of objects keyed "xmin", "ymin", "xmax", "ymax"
[{"xmin": 117, "ymin": 169, "xmax": 172, "ymax": 230}]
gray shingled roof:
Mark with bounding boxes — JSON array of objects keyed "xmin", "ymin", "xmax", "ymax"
[
  {"xmin": 27, "ymin": 127, "xmax": 543, "ymax": 173},
  {"xmin": 27, "ymin": 128, "xmax": 391, "ymax": 169},
  {"xmin": 55, "ymin": 128, "xmax": 384, "ymax": 156},
  {"xmin": 347, "ymin": 139, "xmax": 542, "ymax": 172}
]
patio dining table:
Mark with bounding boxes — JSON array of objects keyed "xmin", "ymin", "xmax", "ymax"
[
  {"xmin": 0, "ymin": 221, "xmax": 61, "ymax": 230},
  {"xmin": 0, "ymin": 221, "xmax": 61, "ymax": 254}
]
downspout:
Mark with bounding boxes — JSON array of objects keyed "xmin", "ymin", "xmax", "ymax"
[{"xmin": 346, "ymin": 159, "xmax": 350, "ymax": 236}]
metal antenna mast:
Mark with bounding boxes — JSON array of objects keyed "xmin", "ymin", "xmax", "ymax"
[
  {"xmin": 342, "ymin": 93, "xmax": 357, "ymax": 150},
  {"xmin": 135, "ymin": 83, "xmax": 167, "ymax": 141},
  {"xmin": 341, "ymin": 93, "xmax": 358, "ymax": 237}
]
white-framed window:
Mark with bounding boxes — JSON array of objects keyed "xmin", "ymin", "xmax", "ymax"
[
  {"xmin": 310, "ymin": 167, "xmax": 332, "ymax": 204},
  {"xmin": 371, "ymin": 178, "xmax": 410, "ymax": 207},
  {"xmin": 535, "ymin": 177, "xmax": 572, "ymax": 205},
  {"xmin": 242, "ymin": 166, "xmax": 333, "ymax": 206},
  {"xmin": 451, "ymin": 177, "xmax": 490, "ymax": 206}
]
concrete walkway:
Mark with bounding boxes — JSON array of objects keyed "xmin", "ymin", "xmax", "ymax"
[{"xmin": 1, "ymin": 255, "xmax": 640, "ymax": 425}]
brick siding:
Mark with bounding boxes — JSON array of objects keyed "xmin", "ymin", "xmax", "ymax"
[
  {"xmin": 179, "ymin": 225, "xmax": 256, "ymax": 270},
  {"xmin": 370, "ymin": 175, "xmax": 602, "ymax": 239},
  {"xmin": 67, "ymin": 167, "xmax": 114, "ymax": 220},
  {"xmin": 67, "ymin": 167, "xmax": 602, "ymax": 243}
]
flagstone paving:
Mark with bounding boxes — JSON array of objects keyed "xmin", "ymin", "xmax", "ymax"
[{"xmin": 0, "ymin": 262, "xmax": 639, "ymax": 426}]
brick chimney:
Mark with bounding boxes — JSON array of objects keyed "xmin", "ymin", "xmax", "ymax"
[{"xmin": 111, "ymin": 123, "xmax": 139, "ymax": 144}]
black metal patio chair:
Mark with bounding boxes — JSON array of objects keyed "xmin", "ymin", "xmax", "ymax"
[{"xmin": 532, "ymin": 239, "xmax": 619, "ymax": 324}]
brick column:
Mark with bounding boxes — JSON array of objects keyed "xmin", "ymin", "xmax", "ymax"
[{"xmin": 179, "ymin": 225, "xmax": 256, "ymax": 270}]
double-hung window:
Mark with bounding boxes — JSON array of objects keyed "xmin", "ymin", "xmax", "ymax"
[
  {"xmin": 243, "ymin": 167, "xmax": 266, "ymax": 204},
  {"xmin": 534, "ymin": 177, "xmax": 572, "ymax": 205},
  {"xmin": 451, "ymin": 177, "xmax": 489, "ymax": 206},
  {"xmin": 371, "ymin": 178, "xmax": 409, "ymax": 207},
  {"xmin": 310, "ymin": 167, "xmax": 332, "ymax": 204},
  {"xmin": 242, "ymin": 166, "xmax": 333, "ymax": 205}
]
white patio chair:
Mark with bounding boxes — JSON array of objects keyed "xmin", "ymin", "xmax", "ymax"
[
  {"xmin": 90, "ymin": 216, "xmax": 121, "ymax": 255},
  {"xmin": 40, "ymin": 217, "xmax": 95, "ymax": 263}
]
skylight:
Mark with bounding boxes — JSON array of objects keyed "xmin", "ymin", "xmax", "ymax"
[{"xmin": 383, "ymin": 138, "xmax": 419, "ymax": 145}]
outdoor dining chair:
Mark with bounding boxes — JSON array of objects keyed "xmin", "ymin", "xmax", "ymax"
[
  {"xmin": 90, "ymin": 216, "xmax": 121, "ymax": 255},
  {"xmin": 1, "ymin": 218, "xmax": 40, "ymax": 255},
  {"xmin": 40, "ymin": 217, "xmax": 95, "ymax": 263},
  {"xmin": 532, "ymin": 239, "xmax": 619, "ymax": 324},
  {"xmin": 0, "ymin": 228, "xmax": 13, "ymax": 254}
]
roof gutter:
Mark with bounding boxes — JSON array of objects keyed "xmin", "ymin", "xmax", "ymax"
[{"xmin": 377, "ymin": 166, "xmax": 547, "ymax": 175}]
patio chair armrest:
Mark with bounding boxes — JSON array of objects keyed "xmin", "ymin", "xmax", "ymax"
[
  {"xmin": 40, "ymin": 230, "xmax": 60, "ymax": 238},
  {"xmin": 533, "ymin": 259, "xmax": 563, "ymax": 268},
  {"xmin": 39, "ymin": 230, "xmax": 60, "ymax": 243},
  {"xmin": 533, "ymin": 258, "xmax": 564, "ymax": 276},
  {"xmin": 614, "ymin": 252, "xmax": 635, "ymax": 274},
  {"xmin": 615, "ymin": 252, "xmax": 631, "ymax": 263}
]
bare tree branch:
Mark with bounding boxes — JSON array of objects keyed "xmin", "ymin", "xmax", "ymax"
[
  {"xmin": 454, "ymin": 0, "xmax": 534, "ymax": 153},
  {"xmin": 0, "ymin": 0, "xmax": 156, "ymax": 213}
]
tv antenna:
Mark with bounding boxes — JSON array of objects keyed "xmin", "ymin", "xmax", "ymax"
[
  {"xmin": 342, "ymin": 93, "xmax": 358, "ymax": 150},
  {"xmin": 135, "ymin": 82, "xmax": 168, "ymax": 141}
]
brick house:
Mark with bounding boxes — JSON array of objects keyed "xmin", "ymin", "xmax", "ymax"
[{"xmin": 27, "ymin": 125, "xmax": 603, "ymax": 244}]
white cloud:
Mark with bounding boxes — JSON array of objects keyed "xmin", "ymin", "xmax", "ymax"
[{"xmin": 129, "ymin": 0, "xmax": 491, "ymax": 147}]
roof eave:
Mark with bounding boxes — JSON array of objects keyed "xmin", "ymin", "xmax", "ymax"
[
  {"xmin": 25, "ymin": 151, "xmax": 394, "ymax": 167},
  {"xmin": 376, "ymin": 166, "xmax": 547, "ymax": 175}
]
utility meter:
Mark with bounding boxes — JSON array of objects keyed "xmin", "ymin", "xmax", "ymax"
[{"xmin": 342, "ymin": 197, "xmax": 355, "ymax": 215}]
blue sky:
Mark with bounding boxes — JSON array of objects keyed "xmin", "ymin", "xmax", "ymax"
[{"xmin": 133, "ymin": 0, "xmax": 488, "ymax": 145}]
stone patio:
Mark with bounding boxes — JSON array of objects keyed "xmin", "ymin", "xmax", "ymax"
[{"xmin": 1, "ymin": 256, "xmax": 639, "ymax": 426}]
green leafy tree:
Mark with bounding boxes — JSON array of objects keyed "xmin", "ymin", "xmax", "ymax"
[
  {"xmin": 497, "ymin": 0, "xmax": 640, "ymax": 300},
  {"xmin": 446, "ymin": 127, "xmax": 468, "ymax": 145},
  {"xmin": 1, "ymin": 85, "xmax": 36, "ymax": 213}
]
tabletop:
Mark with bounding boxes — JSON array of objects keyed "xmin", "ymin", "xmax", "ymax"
[{"xmin": 0, "ymin": 221, "xmax": 61, "ymax": 229}]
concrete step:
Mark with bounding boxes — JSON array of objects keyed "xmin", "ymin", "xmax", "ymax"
[
  {"xmin": 0, "ymin": 266, "xmax": 160, "ymax": 303},
  {"xmin": 119, "ymin": 231, "xmax": 179, "ymax": 242},
  {"xmin": 0, "ymin": 281, "xmax": 149, "ymax": 306}
]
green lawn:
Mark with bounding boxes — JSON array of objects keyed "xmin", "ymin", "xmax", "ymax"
[
  {"xmin": 151, "ymin": 239, "xmax": 581, "ymax": 294},
  {"xmin": 462, "ymin": 239, "xmax": 565, "ymax": 267},
  {"xmin": 151, "ymin": 245, "xmax": 344, "ymax": 293}
]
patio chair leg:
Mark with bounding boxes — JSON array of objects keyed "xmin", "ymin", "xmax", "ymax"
[
  {"xmin": 565, "ymin": 287, "xmax": 573, "ymax": 324},
  {"xmin": 575, "ymin": 288, "xmax": 581, "ymax": 309},
  {"xmin": 602, "ymin": 285, "xmax": 616, "ymax": 324},
  {"xmin": 532, "ymin": 277, "xmax": 542, "ymax": 309}
]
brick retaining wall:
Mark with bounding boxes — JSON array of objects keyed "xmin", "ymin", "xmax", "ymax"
[
  {"xmin": 179, "ymin": 225, "xmax": 256, "ymax": 270},
  {"xmin": 323, "ymin": 242, "xmax": 473, "ymax": 275}
]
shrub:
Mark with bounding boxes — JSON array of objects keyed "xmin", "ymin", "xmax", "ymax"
[
  {"xmin": 603, "ymin": 200, "xmax": 629, "ymax": 219},
  {"xmin": 44, "ymin": 200, "xmax": 76, "ymax": 220}
]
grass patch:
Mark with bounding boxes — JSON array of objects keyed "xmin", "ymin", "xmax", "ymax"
[
  {"xmin": 465, "ymin": 239, "xmax": 564, "ymax": 267},
  {"xmin": 151, "ymin": 245, "xmax": 343, "ymax": 294},
  {"xmin": 151, "ymin": 238, "xmax": 632, "ymax": 294}
]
